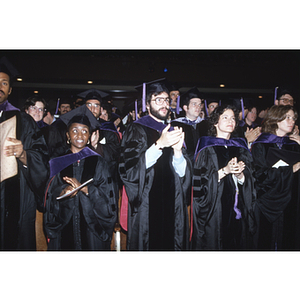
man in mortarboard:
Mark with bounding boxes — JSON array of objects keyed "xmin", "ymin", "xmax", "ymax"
[
  {"xmin": 274, "ymin": 86, "xmax": 296, "ymax": 106},
  {"xmin": 0, "ymin": 57, "xmax": 49, "ymax": 250},
  {"xmin": 119, "ymin": 79, "xmax": 192, "ymax": 250},
  {"xmin": 79, "ymin": 89, "xmax": 122, "ymax": 218},
  {"xmin": 58, "ymin": 97, "xmax": 72, "ymax": 115},
  {"xmin": 167, "ymin": 82, "xmax": 182, "ymax": 120},
  {"xmin": 171, "ymin": 86, "xmax": 204, "ymax": 162}
]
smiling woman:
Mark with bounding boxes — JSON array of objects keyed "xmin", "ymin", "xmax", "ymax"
[
  {"xmin": 43, "ymin": 105, "xmax": 117, "ymax": 250},
  {"xmin": 22, "ymin": 95, "xmax": 47, "ymax": 124}
]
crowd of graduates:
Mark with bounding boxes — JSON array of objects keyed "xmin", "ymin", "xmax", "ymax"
[{"xmin": 1, "ymin": 57, "xmax": 300, "ymax": 251}]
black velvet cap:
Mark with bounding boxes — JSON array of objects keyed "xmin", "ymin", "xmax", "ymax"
[
  {"xmin": 179, "ymin": 87, "xmax": 203, "ymax": 108},
  {"xmin": 135, "ymin": 78, "xmax": 169, "ymax": 97},
  {"xmin": 166, "ymin": 81, "xmax": 181, "ymax": 92},
  {"xmin": 78, "ymin": 89, "xmax": 109, "ymax": 103},
  {"xmin": 277, "ymin": 85, "xmax": 296, "ymax": 99},
  {"xmin": 0, "ymin": 57, "xmax": 20, "ymax": 79},
  {"xmin": 59, "ymin": 104, "xmax": 99, "ymax": 131}
]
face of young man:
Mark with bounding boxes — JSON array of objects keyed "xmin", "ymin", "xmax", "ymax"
[
  {"xmin": 59, "ymin": 104, "xmax": 71, "ymax": 115},
  {"xmin": 148, "ymin": 91, "xmax": 170, "ymax": 121},
  {"xmin": 207, "ymin": 102, "xmax": 218, "ymax": 116},
  {"xmin": 170, "ymin": 90, "xmax": 180, "ymax": 109},
  {"xmin": 183, "ymin": 98, "xmax": 202, "ymax": 120},
  {"xmin": 0, "ymin": 72, "xmax": 12, "ymax": 105},
  {"xmin": 86, "ymin": 99, "xmax": 101, "ymax": 119}
]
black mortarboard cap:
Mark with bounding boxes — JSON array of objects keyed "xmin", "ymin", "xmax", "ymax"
[
  {"xmin": 179, "ymin": 87, "xmax": 203, "ymax": 108},
  {"xmin": 59, "ymin": 104, "xmax": 99, "ymax": 131},
  {"xmin": 0, "ymin": 56, "xmax": 20, "ymax": 80},
  {"xmin": 135, "ymin": 78, "xmax": 169, "ymax": 112},
  {"xmin": 276, "ymin": 85, "xmax": 296, "ymax": 99},
  {"xmin": 165, "ymin": 81, "xmax": 181, "ymax": 92},
  {"xmin": 78, "ymin": 89, "xmax": 109, "ymax": 103}
]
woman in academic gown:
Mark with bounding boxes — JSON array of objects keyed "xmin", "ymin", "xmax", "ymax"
[
  {"xmin": 192, "ymin": 105, "xmax": 256, "ymax": 250},
  {"xmin": 44, "ymin": 106, "xmax": 117, "ymax": 250},
  {"xmin": 251, "ymin": 105, "xmax": 300, "ymax": 250}
]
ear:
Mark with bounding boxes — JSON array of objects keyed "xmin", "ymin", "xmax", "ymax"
[
  {"xmin": 274, "ymin": 99, "xmax": 279, "ymax": 105},
  {"xmin": 8, "ymin": 87, "xmax": 12, "ymax": 95},
  {"xmin": 66, "ymin": 131, "xmax": 70, "ymax": 140},
  {"xmin": 183, "ymin": 105, "xmax": 188, "ymax": 113}
]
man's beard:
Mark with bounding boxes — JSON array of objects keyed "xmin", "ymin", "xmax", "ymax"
[{"xmin": 149, "ymin": 105, "xmax": 170, "ymax": 121}]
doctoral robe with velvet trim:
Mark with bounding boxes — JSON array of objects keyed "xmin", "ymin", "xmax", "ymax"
[
  {"xmin": 251, "ymin": 133, "xmax": 300, "ymax": 250},
  {"xmin": 0, "ymin": 106, "xmax": 49, "ymax": 250},
  {"xmin": 171, "ymin": 119, "xmax": 200, "ymax": 162},
  {"xmin": 44, "ymin": 148, "xmax": 117, "ymax": 250},
  {"xmin": 119, "ymin": 116, "xmax": 192, "ymax": 251},
  {"xmin": 192, "ymin": 136, "xmax": 256, "ymax": 250}
]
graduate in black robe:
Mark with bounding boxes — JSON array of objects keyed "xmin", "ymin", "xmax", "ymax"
[
  {"xmin": 44, "ymin": 106, "xmax": 117, "ymax": 250},
  {"xmin": 119, "ymin": 80, "xmax": 192, "ymax": 250},
  {"xmin": 0, "ymin": 58, "xmax": 49, "ymax": 250},
  {"xmin": 192, "ymin": 105, "xmax": 256, "ymax": 250},
  {"xmin": 171, "ymin": 87, "xmax": 204, "ymax": 163},
  {"xmin": 251, "ymin": 105, "xmax": 300, "ymax": 250}
]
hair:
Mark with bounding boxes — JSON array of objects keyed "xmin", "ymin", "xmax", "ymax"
[
  {"xmin": 22, "ymin": 95, "xmax": 47, "ymax": 117},
  {"xmin": 101, "ymin": 102, "xmax": 112, "ymax": 120},
  {"xmin": 45, "ymin": 99, "xmax": 57, "ymax": 116},
  {"xmin": 262, "ymin": 105, "xmax": 298, "ymax": 135},
  {"xmin": 208, "ymin": 104, "xmax": 239, "ymax": 137}
]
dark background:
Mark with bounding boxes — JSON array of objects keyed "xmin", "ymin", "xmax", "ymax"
[{"xmin": 1, "ymin": 49, "xmax": 300, "ymax": 113}]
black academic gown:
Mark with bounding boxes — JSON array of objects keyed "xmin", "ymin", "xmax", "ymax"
[
  {"xmin": 119, "ymin": 116, "xmax": 192, "ymax": 251},
  {"xmin": 196, "ymin": 118, "xmax": 209, "ymax": 138},
  {"xmin": 0, "ymin": 107, "xmax": 49, "ymax": 250},
  {"xmin": 192, "ymin": 136, "xmax": 256, "ymax": 250},
  {"xmin": 44, "ymin": 147, "xmax": 117, "ymax": 250},
  {"xmin": 251, "ymin": 133, "xmax": 300, "ymax": 250},
  {"xmin": 171, "ymin": 118, "xmax": 200, "ymax": 163},
  {"xmin": 92, "ymin": 120, "xmax": 122, "ymax": 200}
]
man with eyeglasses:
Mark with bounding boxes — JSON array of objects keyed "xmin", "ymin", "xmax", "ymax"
[
  {"xmin": 171, "ymin": 87, "xmax": 204, "ymax": 163},
  {"xmin": 275, "ymin": 87, "xmax": 295, "ymax": 106},
  {"xmin": 82, "ymin": 90, "xmax": 122, "ymax": 220},
  {"xmin": 119, "ymin": 79, "xmax": 192, "ymax": 250},
  {"xmin": 0, "ymin": 57, "xmax": 49, "ymax": 250}
]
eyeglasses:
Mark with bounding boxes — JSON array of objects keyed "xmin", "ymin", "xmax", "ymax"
[
  {"xmin": 279, "ymin": 98, "xmax": 294, "ymax": 105},
  {"xmin": 29, "ymin": 106, "xmax": 45, "ymax": 113},
  {"xmin": 152, "ymin": 97, "xmax": 170, "ymax": 106},
  {"xmin": 86, "ymin": 103, "xmax": 100, "ymax": 109}
]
